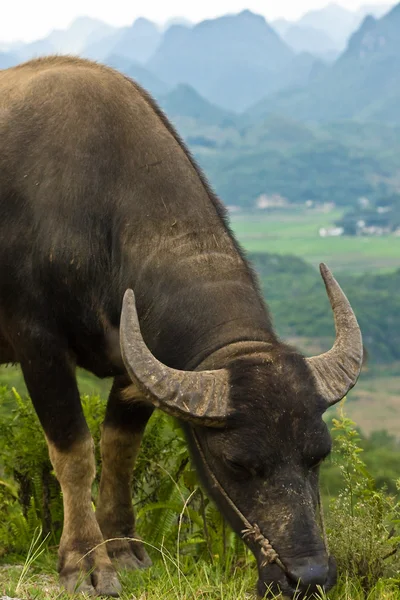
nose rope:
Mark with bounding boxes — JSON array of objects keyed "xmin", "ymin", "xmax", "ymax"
[
  {"xmin": 192, "ymin": 431, "xmax": 329, "ymax": 574},
  {"xmin": 192, "ymin": 431, "xmax": 287, "ymax": 572},
  {"xmin": 242, "ymin": 523, "xmax": 283, "ymax": 569}
]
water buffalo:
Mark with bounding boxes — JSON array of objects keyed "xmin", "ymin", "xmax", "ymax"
[{"xmin": 0, "ymin": 56, "xmax": 363, "ymax": 598}]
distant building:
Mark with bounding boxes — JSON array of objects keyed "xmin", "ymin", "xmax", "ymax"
[
  {"xmin": 358, "ymin": 197, "xmax": 370, "ymax": 208},
  {"xmin": 359, "ymin": 225, "xmax": 391, "ymax": 236},
  {"xmin": 319, "ymin": 227, "xmax": 344, "ymax": 237},
  {"xmin": 256, "ymin": 194, "xmax": 288, "ymax": 209}
]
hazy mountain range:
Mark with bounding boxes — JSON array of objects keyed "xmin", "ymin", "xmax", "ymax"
[
  {"xmin": 249, "ymin": 3, "xmax": 400, "ymax": 123},
  {"xmin": 273, "ymin": 3, "xmax": 391, "ymax": 57},
  {"xmin": 0, "ymin": 2, "xmax": 398, "ymax": 119}
]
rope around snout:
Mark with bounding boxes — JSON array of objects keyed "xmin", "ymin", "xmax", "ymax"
[
  {"xmin": 192, "ymin": 431, "xmax": 329, "ymax": 574},
  {"xmin": 242, "ymin": 523, "xmax": 282, "ymax": 569},
  {"xmin": 192, "ymin": 431, "xmax": 287, "ymax": 572}
]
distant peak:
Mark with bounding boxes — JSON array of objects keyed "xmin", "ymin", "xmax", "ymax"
[
  {"xmin": 131, "ymin": 17, "xmax": 159, "ymax": 31},
  {"xmin": 237, "ymin": 9, "xmax": 266, "ymax": 22},
  {"xmin": 383, "ymin": 2, "xmax": 400, "ymax": 19},
  {"xmin": 134, "ymin": 17, "xmax": 155, "ymax": 25},
  {"xmin": 362, "ymin": 14, "xmax": 377, "ymax": 26},
  {"xmin": 239, "ymin": 9, "xmax": 257, "ymax": 17}
]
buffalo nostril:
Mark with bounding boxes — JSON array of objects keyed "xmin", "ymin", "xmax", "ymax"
[{"xmin": 287, "ymin": 564, "xmax": 329, "ymax": 590}]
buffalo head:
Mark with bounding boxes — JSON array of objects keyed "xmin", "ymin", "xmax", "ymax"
[{"xmin": 119, "ymin": 264, "xmax": 362, "ymax": 599}]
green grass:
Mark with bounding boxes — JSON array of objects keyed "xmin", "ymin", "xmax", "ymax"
[
  {"xmin": 230, "ymin": 209, "xmax": 400, "ymax": 274},
  {"xmin": 1, "ymin": 555, "xmax": 399, "ymax": 599}
]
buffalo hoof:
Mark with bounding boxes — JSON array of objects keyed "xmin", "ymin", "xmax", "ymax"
[
  {"xmin": 107, "ymin": 537, "xmax": 152, "ymax": 571},
  {"xmin": 61, "ymin": 568, "xmax": 122, "ymax": 597},
  {"xmin": 59, "ymin": 552, "xmax": 122, "ymax": 597}
]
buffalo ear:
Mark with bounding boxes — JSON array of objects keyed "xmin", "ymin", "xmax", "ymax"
[
  {"xmin": 306, "ymin": 264, "xmax": 363, "ymax": 407},
  {"xmin": 120, "ymin": 289, "xmax": 231, "ymax": 426}
]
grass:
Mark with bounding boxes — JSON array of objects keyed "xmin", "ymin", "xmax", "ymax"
[
  {"xmin": 230, "ymin": 209, "xmax": 400, "ymax": 274},
  {"xmin": 1, "ymin": 554, "xmax": 400, "ymax": 599},
  {"xmin": 0, "ymin": 561, "xmax": 256, "ymax": 599}
]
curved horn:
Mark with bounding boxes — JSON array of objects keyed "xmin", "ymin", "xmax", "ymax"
[
  {"xmin": 306, "ymin": 264, "xmax": 363, "ymax": 406},
  {"xmin": 120, "ymin": 289, "xmax": 231, "ymax": 426}
]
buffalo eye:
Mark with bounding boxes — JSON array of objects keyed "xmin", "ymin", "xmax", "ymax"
[{"xmin": 223, "ymin": 456, "xmax": 256, "ymax": 479}]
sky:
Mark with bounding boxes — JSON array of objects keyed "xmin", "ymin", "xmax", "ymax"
[{"xmin": 0, "ymin": 0, "xmax": 392, "ymax": 44}]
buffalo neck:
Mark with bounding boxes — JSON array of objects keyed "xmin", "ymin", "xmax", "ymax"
[{"xmin": 126, "ymin": 231, "xmax": 276, "ymax": 371}]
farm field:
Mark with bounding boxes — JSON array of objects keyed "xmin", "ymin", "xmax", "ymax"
[
  {"xmin": 347, "ymin": 368, "xmax": 400, "ymax": 436},
  {"xmin": 230, "ymin": 209, "xmax": 400, "ymax": 274}
]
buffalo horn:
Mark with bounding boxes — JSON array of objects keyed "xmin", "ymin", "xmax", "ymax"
[
  {"xmin": 120, "ymin": 289, "xmax": 230, "ymax": 426},
  {"xmin": 306, "ymin": 263, "xmax": 363, "ymax": 406}
]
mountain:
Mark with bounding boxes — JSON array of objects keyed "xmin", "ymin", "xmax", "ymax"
[
  {"xmin": 357, "ymin": 3, "xmax": 392, "ymax": 20},
  {"xmin": 275, "ymin": 3, "xmax": 393, "ymax": 55},
  {"xmin": 247, "ymin": 3, "xmax": 400, "ymax": 124},
  {"xmin": 105, "ymin": 54, "xmax": 170, "ymax": 97},
  {"xmin": 271, "ymin": 19, "xmax": 292, "ymax": 37},
  {"xmin": 84, "ymin": 18, "xmax": 161, "ymax": 64},
  {"xmin": 163, "ymin": 17, "xmax": 192, "ymax": 30},
  {"xmin": 83, "ymin": 29, "xmax": 124, "ymax": 61},
  {"xmin": 103, "ymin": 18, "xmax": 161, "ymax": 64},
  {"xmin": 283, "ymin": 24, "xmax": 337, "ymax": 57},
  {"xmin": 0, "ymin": 51, "xmax": 19, "ymax": 69},
  {"xmin": 17, "ymin": 38, "xmax": 55, "ymax": 61},
  {"xmin": 159, "ymin": 84, "xmax": 235, "ymax": 126},
  {"xmin": 9, "ymin": 17, "xmax": 115, "ymax": 62},
  {"xmin": 147, "ymin": 10, "xmax": 294, "ymax": 112},
  {"xmin": 46, "ymin": 17, "xmax": 115, "ymax": 54},
  {"xmin": 298, "ymin": 3, "xmax": 358, "ymax": 48}
]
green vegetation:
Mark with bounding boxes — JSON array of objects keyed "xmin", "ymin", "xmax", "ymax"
[
  {"xmin": 0, "ymin": 386, "xmax": 399, "ymax": 599},
  {"xmin": 0, "ymin": 388, "xmax": 400, "ymax": 600},
  {"xmin": 177, "ymin": 115, "xmax": 400, "ymax": 212},
  {"xmin": 245, "ymin": 252, "xmax": 400, "ymax": 365}
]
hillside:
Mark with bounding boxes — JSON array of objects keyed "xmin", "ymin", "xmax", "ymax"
[
  {"xmin": 185, "ymin": 116, "xmax": 400, "ymax": 209},
  {"xmin": 249, "ymin": 253, "xmax": 400, "ymax": 364}
]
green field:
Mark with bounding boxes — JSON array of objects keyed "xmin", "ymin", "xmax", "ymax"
[{"xmin": 230, "ymin": 209, "xmax": 400, "ymax": 274}]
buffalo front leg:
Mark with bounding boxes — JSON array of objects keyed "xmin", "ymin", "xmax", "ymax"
[
  {"xmin": 96, "ymin": 377, "xmax": 153, "ymax": 570},
  {"xmin": 20, "ymin": 345, "xmax": 121, "ymax": 596}
]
